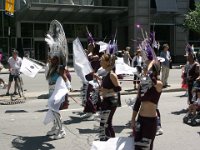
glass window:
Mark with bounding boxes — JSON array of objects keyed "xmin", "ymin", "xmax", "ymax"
[
  {"xmin": 75, "ymin": 24, "xmax": 87, "ymax": 38},
  {"xmin": 118, "ymin": 0, "xmax": 128, "ymax": 6},
  {"xmin": 0, "ymin": 37, "xmax": 8, "ymax": 54},
  {"xmin": 3, "ymin": 14, "xmax": 16, "ymax": 37},
  {"xmin": 23, "ymin": 38, "xmax": 32, "ymax": 48},
  {"xmin": 63, "ymin": 24, "xmax": 75, "ymax": 38},
  {"xmin": 34, "ymin": 23, "xmax": 47, "ymax": 37},
  {"xmin": 102, "ymin": 0, "xmax": 112, "ymax": 6},
  {"xmin": 151, "ymin": 0, "xmax": 156, "ymax": 9},
  {"xmin": 21, "ymin": 23, "xmax": 33, "ymax": 37},
  {"xmin": 0, "ymin": 11, "xmax": 3, "ymax": 37},
  {"xmin": 190, "ymin": 0, "xmax": 195, "ymax": 10},
  {"xmin": 11, "ymin": 38, "xmax": 16, "ymax": 49}
]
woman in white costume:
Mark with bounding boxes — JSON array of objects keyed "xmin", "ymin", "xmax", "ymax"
[{"xmin": 44, "ymin": 65, "xmax": 71, "ymax": 140}]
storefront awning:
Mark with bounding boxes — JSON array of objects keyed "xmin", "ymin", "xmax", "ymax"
[
  {"xmin": 16, "ymin": 3, "xmax": 128, "ymax": 22},
  {"xmin": 155, "ymin": 0, "xmax": 178, "ymax": 12}
]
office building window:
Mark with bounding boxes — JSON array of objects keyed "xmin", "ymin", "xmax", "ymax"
[
  {"xmin": 3, "ymin": 14, "xmax": 16, "ymax": 37},
  {"xmin": 102, "ymin": 0, "xmax": 112, "ymax": 6},
  {"xmin": 190, "ymin": 0, "xmax": 195, "ymax": 10},
  {"xmin": 75, "ymin": 24, "xmax": 86, "ymax": 38},
  {"xmin": 0, "ymin": 12, "xmax": 2, "ymax": 37},
  {"xmin": 74, "ymin": 24, "xmax": 98, "ymax": 38},
  {"xmin": 21, "ymin": 23, "xmax": 33, "ymax": 37},
  {"xmin": 151, "ymin": 0, "xmax": 156, "ymax": 9},
  {"xmin": 0, "ymin": 38, "xmax": 8, "ymax": 53},
  {"xmin": 63, "ymin": 24, "xmax": 75, "ymax": 38},
  {"xmin": 34, "ymin": 23, "xmax": 47, "ymax": 37},
  {"xmin": 23, "ymin": 38, "xmax": 32, "ymax": 48},
  {"xmin": 189, "ymin": 30, "xmax": 200, "ymax": 47}
]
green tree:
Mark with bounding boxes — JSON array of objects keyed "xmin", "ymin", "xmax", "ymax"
[{"xmin": 184, "ymin": 2, "xmax": 200, "ymax": 33}]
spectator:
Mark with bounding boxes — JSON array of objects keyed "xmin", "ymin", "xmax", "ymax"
[
  {"xmin": 123, "ymin": 46, "xmax": 132, "ymax": 66},
  {"xmin": 6, "ymin": 49, "xmax": 22, "ymax": 96},
  {"xmin": 132, "ymin": 48, "xmax": 143, "ymax": 89},
  {"xmin": 160, "ymin": 44, "xmax": 172, "ymax": 88}
]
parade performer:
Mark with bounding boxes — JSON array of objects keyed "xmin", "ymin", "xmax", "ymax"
[
  {"xmin": 44, "ymin": 65, "xmax": 70, "ymax": 139},
  {"xmin": 98, "ymin": 39, "xmax": 122, "ymax": 141},
  {"xmin": 185, "ymin": 44, "xmax": 200, "ymax": 104},
  {"xmin": 44, "ymin": 20, "xmax": 69, "ymax": 139},
  {"xmin": 131, "ymin": 39, "xmax": 163, "ymax": 150},
  {"xmin": 45, "ymin": 20, "xmax": 68, "ymax": 96},
  {"xmin": 83, "ymin": 43, "xmax": 102, "ymax": 116},
  {"xmin": 46, "ymin": 55, "xmax": 60, "ymax": 96}
]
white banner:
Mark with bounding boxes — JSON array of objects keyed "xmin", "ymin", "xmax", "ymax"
[
  {"xmin": 20, "ymin": 57, "xmax": 42, "ymax": 78},
  {"xmin": 73, "ymin": 38, "xmax": 93, "ymax": 83},
  {"xmin": 115, "ymin": 57, "xmax": 138, "ymax": 75},
  {"xmin": 91, "ymin": 137, "xmax": 134, "ymax": 150}
]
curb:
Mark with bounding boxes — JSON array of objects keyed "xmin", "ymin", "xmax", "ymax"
[{"xmin": 0, "ymin": 88, "xmax": 185, "ymax": 103}]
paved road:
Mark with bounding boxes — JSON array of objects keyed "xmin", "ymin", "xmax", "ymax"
[{"xmin": 0, "ymin": 92, "xmax": 200, "ymax": 150}]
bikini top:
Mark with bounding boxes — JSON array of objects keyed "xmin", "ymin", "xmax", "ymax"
[{"xmin": 139, "ymin": 86, "xmax": 161, "ymax": 105}]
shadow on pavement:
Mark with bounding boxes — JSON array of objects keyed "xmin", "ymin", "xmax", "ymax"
[
  {"xmin": 63, "ymin": 116, "xmax": 93, "ymax": 125},
  {"xmin": 114, "ymin": 125, "xmax": 130, "ymax": 133},
  {"xmin": 72, "ymin": 111, "xmax": 85, "ymax": 116},
  {"xmin": 5, "ymin": 110, "xmax": 28, "ymax": 113},
  {"xmin": 37, "ymin": 94, "xmax": 49, "ymax": 99},
  {"xmin": 8, "ymin": 134, "xmax": 54, "ymax": 150},
  {"xmin": 77, "ymin": 128, "xmax": 98, "ymax": 134},
  {"xmin": 197, "ymin": 132, "xmax": 200, "ymax": 136},
  {"xmin": 35, "ymin": 109, "xmax": 48, "ymax": 112},
  {"xmin": 171, "ymin": 109, "xmax": 188, "ymax": 115}
]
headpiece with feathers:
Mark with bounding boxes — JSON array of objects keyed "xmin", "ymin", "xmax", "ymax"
[
  {"xmin": 185, "ymin": 44, "xmax": 195, "ymax": 56},
  {"xmin": 45, "ymin": 20, "xmax": 68, "ymax": 66}
]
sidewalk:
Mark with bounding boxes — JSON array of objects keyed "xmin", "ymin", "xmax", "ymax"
[
  {"xmin": 0, "ymin": 66, "xmax": 184, "ymax": 103},
  {"xmin": 0, "ymin": 83, "xmax": 184, "ymax": 104}
]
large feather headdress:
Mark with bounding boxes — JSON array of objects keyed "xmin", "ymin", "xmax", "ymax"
[
  {"xmin": 185, "ymin": 44, "xmax": 195, "ymax": 56},
  {"xmin": 45, "ymin": 20, "xmax": 68, "ymax": 66}
]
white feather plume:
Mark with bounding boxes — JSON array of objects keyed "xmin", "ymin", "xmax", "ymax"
[{"xmin": 45, "ymin": 34, "xmax": 55, "ymax": 48}]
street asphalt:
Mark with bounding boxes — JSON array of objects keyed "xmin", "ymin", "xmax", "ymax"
[{"xmin": 0, "ymin": 93, "xmax": 199, "ymax": 150}]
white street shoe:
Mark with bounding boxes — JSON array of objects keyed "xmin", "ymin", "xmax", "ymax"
[
  {"xmin": 47, "ymin": 129, "xmax": 59, "ymax": 136},
  {"xmin": 156, "ymin": 127, "xmax": 164, "ymax": 136},
  {"xmin": 53, "ymin": 129, "xmax": 66, "ymax": 140},
  {"xmin": 47, "ymin": 126, "xmax": 59, "ymax": 136}
]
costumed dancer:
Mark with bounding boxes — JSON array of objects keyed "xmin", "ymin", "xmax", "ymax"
[
  {"xmin": 44, "ymin": 20, "xmax": 69, "ymax": 139},
  {"xmin": 180, "ymin": 62, "xmax": 189, "ymax": 97},
  {"xmin": 46, "ymin": 56, "xmax": 60, "ymax": 96},
  {"xmin": 185, "ymin": 44, "xmax": 200, "ymax": 105},
  {"xmin": 82, "ymin": 29, "xmax": 102, "ymax": 117},
  {"xmin": 183, "ymin": 79, "xmax": 200, "ymax": 125},
  {"xmin": 131, "ymin": 39, "xmax": 163, "ymax": 150},
  {"xmin": 45, "ymin": 20, "xmax": 68, "ymax": 96},
  {"xmin": 98, "ymin": 40, "xmax": 122, "ymax": 141},
  {"xmin": 44, "ymin": 66, "xmax": 70, "ymax": 139}
]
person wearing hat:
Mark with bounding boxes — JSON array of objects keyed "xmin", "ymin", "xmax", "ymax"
[
  {"xmin": 6, "ymin": 49, "xmax": 22, "ymax": 96},
  {"xmin": 132, "ymin": 48, "xmax": 143, "ymax": 90},
  {"xmin": 160, "ymin": 44, "xmax": 172, "ymax": 88}
]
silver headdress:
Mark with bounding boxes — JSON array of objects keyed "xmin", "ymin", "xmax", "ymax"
[{"xmin": 45, "ymin": 20, "xmax": 68, "ymax": 66}]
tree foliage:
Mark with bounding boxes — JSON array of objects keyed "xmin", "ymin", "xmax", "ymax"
[{"xmin": 184, "ymin": 3, "xmax": 200, "ymax": 33}]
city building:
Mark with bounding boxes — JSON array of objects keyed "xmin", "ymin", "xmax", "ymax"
[{"xmin": 0, "ymin": 0, "xmax": 199, "ymax": 64}]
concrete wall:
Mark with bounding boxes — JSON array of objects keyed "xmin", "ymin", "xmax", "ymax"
[
  {"xmin": 175, "ymin": 0, "xmax": 189, "ymax": 62},
  {"xmin": 128, "ymin": 0, "xmax": 150, "ymax": 52}
]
